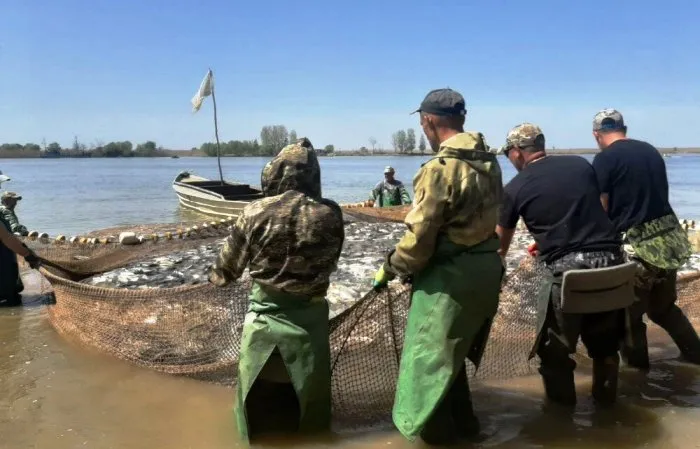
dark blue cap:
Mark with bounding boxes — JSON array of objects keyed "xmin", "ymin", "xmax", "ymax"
[{"xmin": 412, "ymin": 88, "xmax": 466, "ymax": 117}]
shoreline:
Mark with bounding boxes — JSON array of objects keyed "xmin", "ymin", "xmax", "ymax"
[{"xmin": 2, "ymin": 148, "xmax": 700, "ymax": 160}]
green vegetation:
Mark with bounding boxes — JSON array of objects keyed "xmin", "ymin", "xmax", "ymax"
[
  {"xmin": 199, "ymin": 125, "xmax": 336, "ymax": 157},
  {"xmin": 0, "ymin": 138, "xmax": 189, "ymax": 159},
  {"xmin": 2, "ymin": 129, "xmax": 698, "ymax": 159}
]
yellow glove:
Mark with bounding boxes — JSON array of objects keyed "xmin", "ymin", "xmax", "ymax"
[{"xmin": 372, "ymin": 265, "xmax": 395, "ymax": 291}]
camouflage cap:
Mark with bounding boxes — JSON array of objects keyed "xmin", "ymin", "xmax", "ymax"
[
  {"xmin": 593, "ymin": 108, "xmax": 625, "ymax": 131},
  {"xmin": 505, "ymin": 123, "xmax": 545, "ymax": 150},
  {"xmin": 1, "ymin": 191, "xmax": 21, "ymax": 201},
  {"xmin": 412, "ymin": 88, "xmax": 466, "ymax": 117}
]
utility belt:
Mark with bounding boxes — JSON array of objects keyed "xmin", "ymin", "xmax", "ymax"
[
  {"xmin": 544, "ymin": 249, "xmax": 625, "ymax": 274},
  {"xmin": 544, "ymin": 249, "xmax": 636, "ymax": 315}
]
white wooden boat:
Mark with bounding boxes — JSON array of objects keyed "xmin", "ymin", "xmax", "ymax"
[
  {"xmin": 172, "ymin": 172, "xmax": 264, "ymax": 218},
  {"xmin": 172, "ymin": 171, "xmax": 409, "ymax": 223}
]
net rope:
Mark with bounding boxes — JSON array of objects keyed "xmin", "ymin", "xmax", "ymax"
[{"xmin": 22, "ymin": 222, "xmax": 700, "ymax": 429}]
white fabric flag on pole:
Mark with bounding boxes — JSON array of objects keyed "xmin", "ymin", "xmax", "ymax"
[
  {"xmin": 0, "ymin": 170, "xmax": 10, "ymax": 187},
  {"xmin": 191, "ymin": 69, "xmax": 214, "ymax": 113}
]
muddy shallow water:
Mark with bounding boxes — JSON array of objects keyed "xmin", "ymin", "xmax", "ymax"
[{"xmin": 2, "ymin": 271, "xmax": 700, "ymax": 449}]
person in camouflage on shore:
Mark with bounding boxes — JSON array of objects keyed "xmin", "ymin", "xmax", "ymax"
[
  {"xmin": 0, "ymin": 192, "xmax": 29, "ymax": 236},
  {"xmin": 369, "ymin": 166, "xmax": 412, "ymax": 207},
  {"xmin": 373, "ymin": 88, "xmax": 504, "ymax": 445},
  {"xmin": 591, "ymin": 109, "xmax": 700, "ymax": 368},
  {"xmin": 208, "ymin": 138, "xmax": 344, "ymax": 443}
]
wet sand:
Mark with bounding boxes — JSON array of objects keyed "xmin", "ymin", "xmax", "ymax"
[{"xmin": 3, "ymin": 271, "xmax": 700, "ymax": 449}]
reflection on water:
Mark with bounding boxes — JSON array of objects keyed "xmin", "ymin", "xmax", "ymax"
[{"xmin": 2, "ymin": 271, "xmax": 700, "ymax": 448}]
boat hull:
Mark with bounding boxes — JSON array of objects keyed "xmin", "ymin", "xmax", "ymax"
[
  {"xmin": 172, "ymin": 172, "xmax": 263, "ymax": 219},
  {"xmin": 172, "ymin": 172, "xmax": 410, "ymax": 223}
]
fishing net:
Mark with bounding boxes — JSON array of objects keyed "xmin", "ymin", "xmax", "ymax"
[{"xmin": 21, "ymin": 219, "xmax": 700, "ymax": 429}]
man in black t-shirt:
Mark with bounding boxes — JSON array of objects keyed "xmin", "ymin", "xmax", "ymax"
[
  {"xmin": 497, "ymin": 123, "xmax": 625, "ymax": 407},
  {"xmin": 591, "ymin": 108, "xmax": 698, "ymax": 369}
]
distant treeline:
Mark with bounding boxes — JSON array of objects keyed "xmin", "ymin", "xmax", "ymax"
[
  {"xmin": 199, "ymin": 125, "xmax": 335, "ymax": 157},
  {"xmin": 0, "ymin": 125, "xmax": 336, "ymax": 159},
  {"xmin": 3, "ymin": 130, "xmax": 699, "ymax": 159},
  {"xmin": 0, "ymin": 140, "xmax": 192, "ymax": 159}
]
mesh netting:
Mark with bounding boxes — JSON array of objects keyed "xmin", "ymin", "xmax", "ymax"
[{"xmin": 23, "ymin": 222, "xmax": 700, "ymax": 429}]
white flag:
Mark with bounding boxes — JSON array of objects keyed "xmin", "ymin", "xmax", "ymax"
[{"xmin": 191, "ymin": 69, "xmax": 214, "ymax": 113}]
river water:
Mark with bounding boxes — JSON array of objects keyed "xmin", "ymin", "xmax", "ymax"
[
  {"xmin": 2, "ymin": 155, "xmax": 700, "ymax": 448},
  {"xmin": 0, "ymin": 154, "xmax": 699, "ymax": 236}
]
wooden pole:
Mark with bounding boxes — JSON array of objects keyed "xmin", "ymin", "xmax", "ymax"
[{"xmin": 209, "ymin": 69, "xmax": 225, "ymax": 185}]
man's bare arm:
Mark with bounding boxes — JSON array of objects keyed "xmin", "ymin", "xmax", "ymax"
[
  {"xmin": 600, "ymin": 193, "xmax": 609, "ymax": 213},
  {"xmin": 495, "ymin": 225, "xmax": 515, "ymax": 259},
  {"xmin": 0, "ymin": 225, "xmax": 32, "ymax": 257}
]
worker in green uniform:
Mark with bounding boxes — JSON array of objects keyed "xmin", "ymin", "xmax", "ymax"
[
  {"xmin": 591, "ymin": 109, "xmax": 699, "ymax": 368},
  {"xmin": 0, "ymin": 215, "xmax": 40, "ymax": 307},
  {"xmin": 0, "ymin": 192, "xmax": 29, "ymax": 236},
  {"xmin": 208, "ymin": 138, "xmax": 344, "ymax": 443},
  {"xmin": 369, "ymin": 166, "xmax": 412, "ymax": 207},
  {"xmin": 373, "ymin": 88, "xmax": 504, "ymax": 445}
]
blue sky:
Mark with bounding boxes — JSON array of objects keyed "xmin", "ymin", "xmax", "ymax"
[{"xmin": 2, "ymin": 0, "xmax": 699, "ymax": 151}]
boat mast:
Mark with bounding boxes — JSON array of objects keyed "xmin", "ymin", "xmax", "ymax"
[{"xmin": 209, "ymin": 68, "xmax": 225, "ymax": 185}]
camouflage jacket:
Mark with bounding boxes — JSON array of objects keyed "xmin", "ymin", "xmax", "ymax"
[
  {"xmin": 0, "ymin": 207, "xmax": 27, "ymax": 236},
  {"xmin": 370, "ymin": 180, "xmax": 411, "ymax": 207},
  {"xmin": 624, "ymin": 213, "xmax": 691, "ymax": 270},
  {"xmin": 209, "ymin": 139, "xmax": 345, "ymax": 297},
  {"xmin": 385, "ymin": 132, "xmax": 503, "ymax": 276}
]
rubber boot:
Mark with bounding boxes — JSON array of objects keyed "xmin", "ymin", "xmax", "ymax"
[
  {"xmin": 539, "ymin": 366, "xmax": 577, "ymax": 407},
  {"xmin": 657, "ymin": 306, "xmax": 700, "ymax": 365},
  {"xmin": 420, "ymin": 397, "xmax": 457, "ymax": 446},
  {"xmin": 0, "ymin": 293, "xmax": 22, "ymax": 308},
  {"xmin": 450, "ymin": 369, "xmax": 480, "ymax": 439},
  {"xmin": 621, "ymin": 321, "xmax": 650, "ymax": 371},
  {"xmin": 592, "ymin": 354, "xmax": 619, "ymax": 407}
]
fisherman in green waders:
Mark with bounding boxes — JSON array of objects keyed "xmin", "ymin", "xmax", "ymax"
[
  {"xmin": 369, "ymin": 166, "xmax": 412, "ymax": 207},
  {"xmin": 373, "ymin": 88, "xmax": 504, "ymax": 445},
  {"xmin": 208, "ymin": 138, "xmax": 344, "ymax": 443}
]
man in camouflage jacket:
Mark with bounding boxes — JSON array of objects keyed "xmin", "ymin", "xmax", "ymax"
[
  {"xmin": 209, "ymin": 138, "xmax": 344, "ymax": 443},
  {"xmin": 0, "ymin": 192, "xmax": 29, "ymax": 236},
  {"xmin": 374, "ymin": 88, "xmax": 504, "ymax": 445}
]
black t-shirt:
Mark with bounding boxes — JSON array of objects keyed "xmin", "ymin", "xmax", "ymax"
[
  {"xmin": 499, "ymin": 155, "xmax": 621, "ymax": 263},
  {"xmin": 592, "ymin": 138, "xmax": 674, "ymax": 233}
]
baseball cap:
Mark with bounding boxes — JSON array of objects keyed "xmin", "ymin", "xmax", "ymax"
[
  {"xmin": 384, "ymin": 166, "xmax": 395, "ymax": 174},
  {"xmin": 505, "ymin": 123, "xmax": 545, "ymax": 150},
  {"xmin": 412, "ymin": 88, "xmax": 466, "ymax": 117},
  {"xmin": 593, "ymin": 109, "xmax": 625, "ymax": 131},
  {"xmin": 1, "ymin": 191, "xmax": 21, "ymax": 201}
]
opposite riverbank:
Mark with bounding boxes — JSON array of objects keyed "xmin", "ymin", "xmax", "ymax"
[{"xmin": 2, "ymin": 147, "xmax": 700, "ymax": 159}]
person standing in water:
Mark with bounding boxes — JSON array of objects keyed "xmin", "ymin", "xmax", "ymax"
[
  {"xmin": 497, "ymin": 123, "xmax": 625, "ymax": 407},
  {"xmin": 369, "ymin": 166, "xmax": 412, "ymax": 207},
  {"xmin": 208, "ymin": 138, "xmax": 344, "ymax": 443},
  {"xmin": 0, "ymin": 215, "xmax": 40, "ymax": 307},
  {"xmin": 591, "ymin": 108, "xmax": 700, "ymax": 369},
  {"xmin": 373, "ymin": 88, "xmax": 504, "ymax": 445}
]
